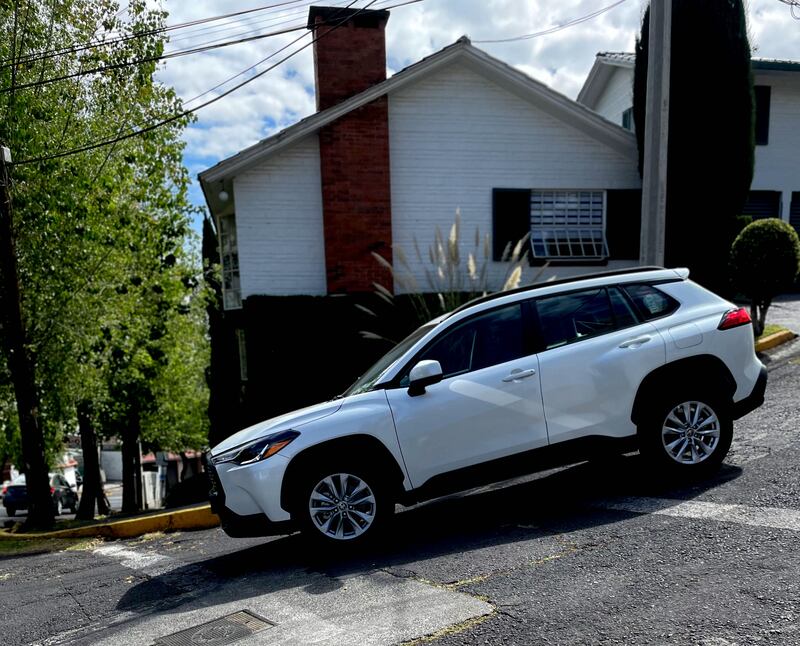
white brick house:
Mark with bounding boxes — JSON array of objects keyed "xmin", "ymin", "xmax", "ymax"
[{"xmin": 578, "ymin": 52, "xmax": 800, "ymax": 230}]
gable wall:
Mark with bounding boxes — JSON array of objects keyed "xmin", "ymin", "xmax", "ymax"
[
  {"xmin": 592, "ymin": 65, "xmax": 634, "ymax": 128},
  {"xmin": 387, "ymin": 62, "xmax": 641, "ymax": 292}
]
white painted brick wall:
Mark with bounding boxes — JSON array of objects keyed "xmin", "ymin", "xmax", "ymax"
[
  {"xmin": 752, "ymin": 72, "xmax": 800, "ymax": 218},
  {"xmin": 387, "ymin": 62, "xmax": 642, "ymax": 293},
  {"xmin": 233, "ymin": 135, "xmax": 327, "ymax": 297}
]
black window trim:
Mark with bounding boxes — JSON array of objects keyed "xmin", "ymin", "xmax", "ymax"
[
  {"xmin": 378, "ymin": 279, "xmax": 682, "ymax": 390},
  {"xmin": 382, "ymin": 301, "xmax": 537, "ymax": 390}
]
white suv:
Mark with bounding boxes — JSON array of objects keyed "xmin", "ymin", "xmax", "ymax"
[{"xmin": 207, "ymin": 267, "xmax": 767, "ymax": 545}]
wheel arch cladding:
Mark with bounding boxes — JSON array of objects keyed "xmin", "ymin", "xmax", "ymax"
[
  {"xmin": 280, "ymin": 434, "xmax": 406, "ymax": 513},
  {"xmin": 631, "ymin": 355, "xmax": 737, "ymax": 425}
]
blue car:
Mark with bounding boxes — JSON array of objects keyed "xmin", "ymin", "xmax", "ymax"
[{"xmin": 2, "ymin": 473, "xmax": 78, "ymax": 517}]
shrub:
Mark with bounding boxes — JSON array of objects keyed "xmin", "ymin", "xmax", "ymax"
[{"xmin": 730, "ymin": 218, "xmax": 800, "ymax": 337}]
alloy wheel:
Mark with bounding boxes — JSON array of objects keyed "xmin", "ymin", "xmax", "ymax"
[
  {"xmin": 661, "ymin": 400, "xmax": 721, "ymax": 465},
  {"xmin": 308, "ymin": 473, "xmax": 376, "ymax": 541}
]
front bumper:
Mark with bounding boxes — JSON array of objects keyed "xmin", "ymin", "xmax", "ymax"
[
  {"xmin": 206, "ymin": 459, "xmax": 296, "ymax": 538},
  {"xmin": 732, "ymin": 363, "xmax": 768, "ymax": 419}
]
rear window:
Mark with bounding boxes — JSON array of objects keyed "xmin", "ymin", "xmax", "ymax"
[{"xmin": 623, "ymin": 284, "xmax": 679, "ymax": 321}]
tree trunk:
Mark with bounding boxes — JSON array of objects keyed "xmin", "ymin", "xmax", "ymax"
[
  {"xmin": 76, "ymin": 402, "xmax": 108, "ymax": 520},
  {"xmin": 0, "ymin": 148, "xmax": 53, "ymax": 530},
  {"xmin": 120, "ymin": 410, "xmax": 142, "ymax": 514}
]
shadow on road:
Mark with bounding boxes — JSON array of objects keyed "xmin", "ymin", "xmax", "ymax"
[{"xmin": 115, "ymin": 453, "xmax": 742, "ymax": 616}]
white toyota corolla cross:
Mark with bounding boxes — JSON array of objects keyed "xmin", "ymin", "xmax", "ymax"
[{"xmin": 207, "ymin": 267, "xmax": 767, "ymax": 546}]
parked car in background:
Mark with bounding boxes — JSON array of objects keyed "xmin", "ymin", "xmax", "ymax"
[
  {"xmin": 2, "ymin": 473, "xmax": 79, "ymax": 517},
  {"xmin": 207, "ymin": 267, "xmax": 767, "ymax": 546}
]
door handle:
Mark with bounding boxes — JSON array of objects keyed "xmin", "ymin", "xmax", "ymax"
[
  {"xmin": 619, "ymin": 335, "xmax": 652, "ymax": 348},
  {"xmin": 502, "ymin": 368, "xmax": 537, "ymax": 382}
]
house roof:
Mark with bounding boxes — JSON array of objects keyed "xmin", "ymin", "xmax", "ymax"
[
  {"xmin": 199, "ymin": 38, "xmax": 637, "ymax": 203},
  {"xmin": 578, "ymin": 51, "xmax": 800, "ymax": 108}
]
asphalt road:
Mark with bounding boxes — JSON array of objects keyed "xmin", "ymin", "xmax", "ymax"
[{"xmin": 2, "ymin": 340, "xmax": 799, "ymax": 645}]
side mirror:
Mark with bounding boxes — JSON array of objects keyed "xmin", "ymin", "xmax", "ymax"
[{"xmin": 408, "ymin": 360, "xmax": 443, "ymax": 397}]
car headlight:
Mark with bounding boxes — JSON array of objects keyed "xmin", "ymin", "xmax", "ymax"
[{"xmin": 211, "ymin": 430, "xmax": 299, "ymax": 466}]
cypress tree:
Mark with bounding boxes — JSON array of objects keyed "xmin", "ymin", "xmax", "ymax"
[{"xmin": 634, "ymin": 0, "xmax": 755, "ymax": 290}]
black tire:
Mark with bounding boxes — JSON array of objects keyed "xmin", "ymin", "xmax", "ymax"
[
  {"xmin": 294, "ymin": 462, "xmax": 394, "ymax": 548},
  {"xmin": 5, "ymin": 506, "xmax": 15, "ymax": 517},
  {"xmin": 638, "ymin": 390, "xmax": 733, "ymax": 477}
]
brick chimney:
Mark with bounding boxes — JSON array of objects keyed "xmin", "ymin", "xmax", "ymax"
[
  {"xmin": 308, "ymin": 6, "xmax": 390, "ymax": 111},
  {"xmin": 307, "ymin": 6, "xmax": 393, "ymax": 294}
]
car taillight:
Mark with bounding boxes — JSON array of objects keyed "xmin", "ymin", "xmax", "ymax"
[
  {"xmin": 50, "ymin": 486, "xmax": 55, "ymax": 494},
  {"xmin": 1, "ymin": 485, "xmax": 6, "ymax": 495},
  {"xmin": 718, "ymin": 307, "xmax": 751, "ymax": 330}
]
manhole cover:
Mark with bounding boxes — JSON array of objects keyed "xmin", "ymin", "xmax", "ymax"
[{"xmin": 153, "ymin": 610, "xmax": 275, "ymax": 646}]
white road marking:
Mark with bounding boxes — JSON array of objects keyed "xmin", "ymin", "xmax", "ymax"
[
  {"xmin": 596, "ymin": 496, "xmax": 800, "ymax": 532},
  {"xmin": 93, "ymin": 543, "xmax": 172, "ymax": 572}
]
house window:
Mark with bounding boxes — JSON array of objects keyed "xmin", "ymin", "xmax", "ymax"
[
  {"xmin": 530, "ymin": 190, "xmax": 609, "ymax": 260},
  {"xmin": 219, "ymin": 214, "xmax": 242, "ymax": 310},
  {"xmin": 754, "ymin": 86, "xmax": 771, "ymax": 146},
  {"xmin": 621, "ymin": 107, "xmax": 634, "ymax": 131},
  {"xmin": 236, "ymin": 329, "xmax": 248, "ymax": 382}
]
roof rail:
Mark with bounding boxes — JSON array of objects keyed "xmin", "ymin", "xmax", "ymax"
[{"xmin": 450, "ymin": 266, "xmax": 668, "ymax": 316}]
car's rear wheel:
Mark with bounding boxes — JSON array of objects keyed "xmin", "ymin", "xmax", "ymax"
[
  {"xmin": 5, "ymin": 506, "xmax": 15, "ymax": 517},
  {"xmin": 296, "ymin": 465, "xmax": 393, "ymax": 547},
  {"xmin": 639, "ymin": 392, "xmax": 733, "ymax": 476}
]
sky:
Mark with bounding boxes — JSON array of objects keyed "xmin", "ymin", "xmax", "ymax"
[{"xmin": 150, "ymin": 0, "xmax": 800, "ymax": 215}]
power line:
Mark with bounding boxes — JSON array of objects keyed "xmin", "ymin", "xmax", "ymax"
[
  {"xmin": 14, "ymin": 0, "xmax": 420, "ymax": 166},
  {"xmin": 2, "ymin": 0, "xmax": 312, "ymax": 69},
  {"xmin": 3, "ymin": 23, "xmax": 307, "ymax": 93},
  {"xmin": 182, "ymin": 0, "xmax": 419, "ymax": 107},
  {"xmin": 473, "ymin": 0, "xmax": 628, "ymax": 44}
]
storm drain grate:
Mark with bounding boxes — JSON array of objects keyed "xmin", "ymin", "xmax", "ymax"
[{"xmin": 153, "ymin": 610, "xmax": 275, "ymax": 646}]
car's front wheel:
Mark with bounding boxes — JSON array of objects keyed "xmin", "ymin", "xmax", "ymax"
[
  {"xmin": 639, "ymin": 393, "xmax": 733, "ymax": 476},
  {"xmin": 296, "ymin": 466, "xmax": 393, "ymax": 547}
]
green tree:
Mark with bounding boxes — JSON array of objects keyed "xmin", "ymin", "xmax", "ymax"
[
  {"xmin": 634, "ymin": 0, "xmax": 755, "ymax": 290},
  {"xmin": 730, "ymin": 218, "xmax": 800, "ymax": 337},
  {"xmin": 0, "ymin": 0, "xmax": 207, "ymax": 524}
]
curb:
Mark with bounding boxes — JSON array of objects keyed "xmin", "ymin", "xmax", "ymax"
[
  {"xmin": 755, "ymin": 329, "xmax": 797, "ymax": 352},
  {"xmin": 0, "ymin": 504, "xmax": 219, "ymax": 541}
]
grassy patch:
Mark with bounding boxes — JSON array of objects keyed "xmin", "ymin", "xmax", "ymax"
[
  {"xmin": 759, "ymin": 324, "xmax": 789, "ymax": 339},
  {"xmin": 0, "ymin": 536, "xmax": 101, "ymax": 557}
]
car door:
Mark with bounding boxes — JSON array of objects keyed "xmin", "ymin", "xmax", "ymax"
[
  {"xmin": 534, "ymin": 285, "xmax": 666, "ymax": 444},
  {"xmin": 385, "ymin": 302, "xmax": 548, "ymax": 488}
]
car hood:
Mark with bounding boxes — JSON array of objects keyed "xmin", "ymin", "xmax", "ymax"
[{"xmin": 210, "ymin": 399, "xmax": 344, "ymax": 456}]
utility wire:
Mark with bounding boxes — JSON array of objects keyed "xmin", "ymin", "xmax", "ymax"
[
  {"xmin": 2, "ymin": 0, "xmax": 312, "ymax": 69},
  {"xmin": 3, "ymin": 23, "xmax": 308, "ymax": 93},
  {"xmin": 473, "ymin": 0, "xmax": 628, "ymax": 44},
  {"xmin": 182, "ymin": 0, "xmax": 420, "ymax": 106},
  {"xmin": 14, "ymin": 0, "xmax": 410, "ymax": 165}
]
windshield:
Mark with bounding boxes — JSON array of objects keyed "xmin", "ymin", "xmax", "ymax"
[{"xmin": 343, "ymin": 324, "xmax": 435, "ymax": 397}]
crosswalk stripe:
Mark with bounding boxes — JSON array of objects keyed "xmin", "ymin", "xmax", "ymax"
[{"xmin": 595, "ymin": 496, "xmax": 800, "ymax": 532}]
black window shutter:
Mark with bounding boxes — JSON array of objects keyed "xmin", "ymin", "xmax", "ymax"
[
  {"xmin": 492, "ymin": 189, "xmax": 531, "ymax": 261},
  {"xmin": 754, "ymin": 86, "xmax": 771, "ymax": 146},
  {"xmin": 606, "ymin": 190, "xmax": 641, "ymax": 260},
  {"xmin": 790, "ymin": 193, "xmax": 800, "ymax": 235},
  {"xmin": 743, "ymin": 190, "xmax": 781, "ymax": 219}
]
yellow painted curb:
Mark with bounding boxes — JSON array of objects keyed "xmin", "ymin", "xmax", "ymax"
[
  {"xmin": 0, "ymin": 504, "xmax": 219, "ymax": 540},
  {"xmin": 755, "ymin": 329, "xmax": 797, "ymax": 352}
]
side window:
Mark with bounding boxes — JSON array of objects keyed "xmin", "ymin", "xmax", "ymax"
[
  {"xmin": 608, "ymin": 287, "xmax": 639, "ymax": 328},
  {"xmin": 536, "ymin": 288, "xmax": 615, "ymax": 349},
  {"xmin": 404, "ymin": 303, "xmax": 524, "ymax": 381},
  {"xmin": 623, "ymin": 284, "xmax": 679, "ymax": 321}
]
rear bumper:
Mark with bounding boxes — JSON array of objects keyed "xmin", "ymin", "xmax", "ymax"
[{"xmin": 732, "ymin": 364, "xmax": 768, "ymax": 419}]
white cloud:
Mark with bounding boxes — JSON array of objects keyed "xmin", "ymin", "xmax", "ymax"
[{"xmin": 153, "ymin": 0, "xmax": 799, "ymax": 212}]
